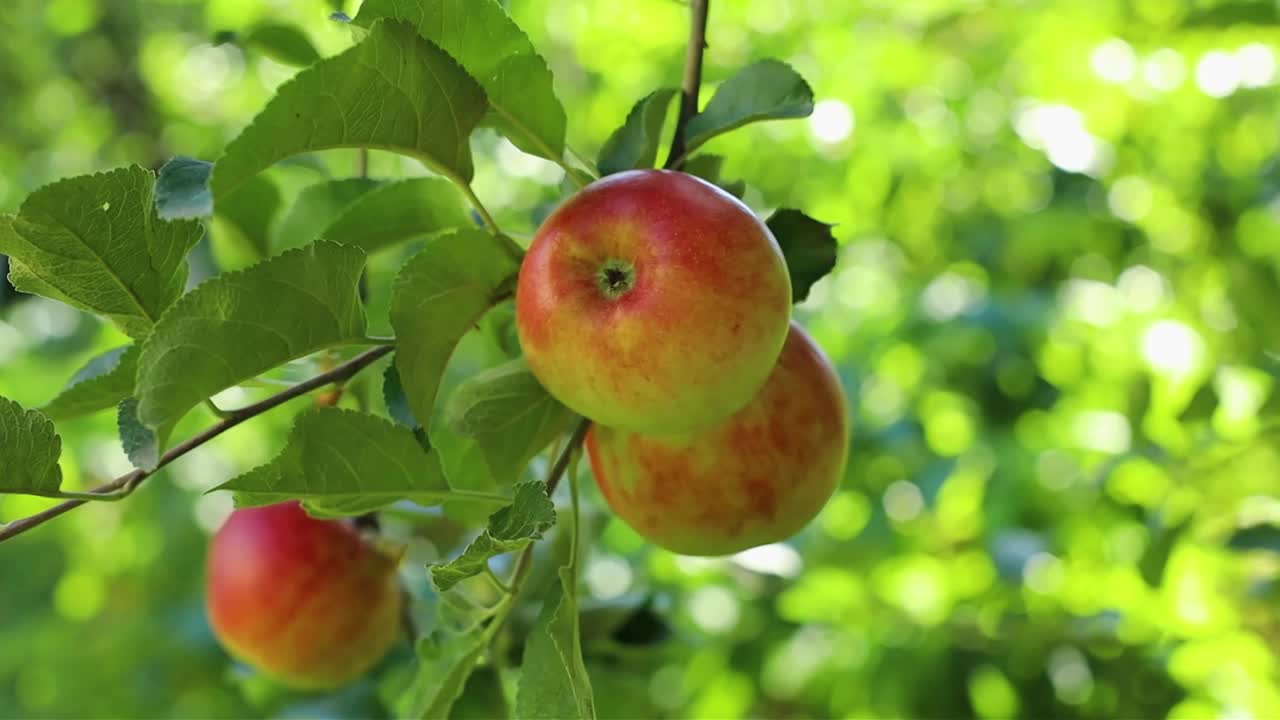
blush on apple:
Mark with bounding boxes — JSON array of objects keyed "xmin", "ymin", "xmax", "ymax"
[
  {"xmin": 205, "ymin": 502, "xmax": 402, "ymax": 690},
  {"xmin": 516, "ymin": 169, "xmax": 792, "ymax": 435},
  {"xmin": 586, "ymin": 322, "xmax": 848, "ymax": 555}
]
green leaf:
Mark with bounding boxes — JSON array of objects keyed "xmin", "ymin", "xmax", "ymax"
[
  {"xmin": 516, "ymin": 583, "xmax": 578, "ymax": 720},
  {"xmin": 430, "ymin": 480, "xmax": 555, "ymax": 591},
  {"xmin": 445, "ymin": 358, "xmax": 576, "ymax": 486},
  {"xmin": 316, "ymin": 178, "xmax": 469, "ymax": 253},
  {"xmin": 154, "ymin": 157, "xmax": 280, "ymax": 260},
  {"xmin": 1228, "ymin": 524, "xmax": 1280, "ymax": 553},
  {"xmin": 214, "ymin": 407, "xmax": 453, "ymax": 515},
  {"xmin": 241, "ymin": 23, "xmax": 322, "ymax": 67},
  {"xmin": 41, "ymin": 345, "xmax": 137, "ymax": 420},
  {"xmin": 597, "ymin": 88, "xmax": 677, "ymax": 175},
  {"xmin": 682, "ymin": 154, "xmax": 746, "ymax": 198},
  {"xmin": 353, "ymin": 0, "xmax": 567, "ymax": 162},
  {"xmin": 117, "ymin": 398, "xmax": 174, "ymax": 472},
  {"xmin": 154, "ymin": 156, "xmax": 213, "ymax": 219},
  {"xmin": 0, "ymin": 166, "xmax": 202, "ymax": 339},
  {"xmin": 216, "ymin": 175, "xmax": 282, "ymax": 260},
  {"xmin": 211, "ymin": 19, "xmax": 487, "ymax": 198},
  {"xmin": 399, "ymin": 632, "xmax": 487, "ymax": 719},
  {"xmin": 766, "ymin": 209, "xmax": 838, "ymax": 303},
  {"xmin": 275, "ymin": 178, "xmax": 382, "ymax": 251},
  {"xmin": 0, "ymin": 396, "xmax": 63, "ymax": 498},
  {"xmin": 389, "ymin": 228, "xmax": 519, "ymax": 435},
  {"xmin": 135, "ymin": 241, "xmax": 367, "ymax": 429},
  {"xmin": 549, "ymin": 564, "xmax": 595, "ymax": 720},
  {"xmin": 682, "ymin": 59, "xmax": 814, "ymax": 156}
]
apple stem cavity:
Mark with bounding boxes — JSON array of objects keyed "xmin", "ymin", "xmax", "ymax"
[{"xmin": 597, "ymin": 260, "xmax": 636, "ymax": 299}]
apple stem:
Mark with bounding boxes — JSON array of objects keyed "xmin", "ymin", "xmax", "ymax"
[{"xmin": 664, "ymin": 0, "xmax": 710, "ymax": 170}]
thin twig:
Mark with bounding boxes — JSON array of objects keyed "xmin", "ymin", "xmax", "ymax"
[
  {"xmin": 0, "ymin": 345, "xmax": 393, "ymax": 544},
  {"xmin": 503, "ymin": 417, "xmax": 591, "ymax": 597},
  {"xmin": 664, "ymin": 0, "xmax": 710, "ymax": 170}
]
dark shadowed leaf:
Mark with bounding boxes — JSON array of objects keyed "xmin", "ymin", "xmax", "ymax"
[
  {"xmin": 0, "ymin": 166, "xmax": 202, "ymax": 338},
  {"xmin": 135, "ymin": 241, "xmax": 368, "ymax": 429},
  {"xmin": 766, "ymin": 209, "xmax": 838, "ymax": 303},
  {"xmin": 682, "ymin": 154, "xmax": 746, "ymax": 198},
  {"xmin": 275, "ymin": 179, "xmax": 382, "ymax": 251},
  {"xmin": 117, "ymin": 398, "xmax": 174, "ymax": 471},
  {"xmin": 597, "ymin": 88, "xmax": 677, "ymax": 175},
  {"xmin": 154, "ymin": 156, "xmax": 214, "ymax": 219},
  {"xmin": 682, "ymin": 59, "xmax": 814, "ymax": 156},
  {"xmin": 211, "ymin": 20, "xmax": 487, "ymax": 198},
  {"xmin": 319, "ymin": 178, "xmax": 469, "ymax": 253},
  {"xmin": 216, "ymin": 175, "xmax": 282, "ymax": 260},
  {"xmin": 1228, "ymin": 524, "xmax": 1280, "ymax": 553},
  {"xmin": 241, "ymin": 23, "xmax": 322, "ymax": 67}
]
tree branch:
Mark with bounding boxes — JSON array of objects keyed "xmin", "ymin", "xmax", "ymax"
[
  {"xmin": 508, "ymin": 417, "xmax": 591, "ymax": 592},
  {"xmin": 0, "ymin": 344, "xmax": 393, "ymax": 544},
  {"xmin": 664, "ymin": 0, "xmax": 710, "ymax": 169}
]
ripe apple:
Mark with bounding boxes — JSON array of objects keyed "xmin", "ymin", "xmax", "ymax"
[
  {"xmin": 205, "ymin": 502, "xmax": 402, "ymax": 689},
  {"xmin": 586, "ymin": 322, "xmax": 848, "ymax": 555},
  {"xmin": 516, "ymin": 169, "xmax": 792, "ymax": 435}
]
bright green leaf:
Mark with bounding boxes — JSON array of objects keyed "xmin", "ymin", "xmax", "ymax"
[
  {"xmin": 214, "ymin": 407, "xmax": 454, "ymax": 515},
  {"xmin": 135, "ymin": 241, "xmax": 368, "ymax": 429},
  {"xmin": 430, "ymin": 480, "xmax": 555, "ymax": 591},
  {"xmin": 0, "ymin": 396, "xmax": 63, "ymax": 498},
  {"xmin": 211, "ymin": 20, "xmax": 487, "ymax": 198},
  {"xmin": 682, "ymin": 59, "xmax": 814, "ymax": 157},
  {"xmin": 0, "ymin": 166, "xmax": 202, "ymax": 339},
  {"xmin": 41, "ymin": 345, "xmax": 137, "ymax": 421},
  {"xmin": 242, "ymin": 23, "xmax": 321, "ymax": 67},
  {"xmin": 389, "ymin": 228, "xmax": 519, "ymax": 435},
  {"xmin": 445, "ymin": 358, "xmax": 576, "ymax": 486},
  {"xmin": 597, "ymin": 88, "xmax": 677, "ymax": 175},
  {"xmin": 766, "ymin": 209, "xmax": 838, "ymax": 303},
  {"xmin": 353, "ymin": 0, "xmax": 567, "ymax": 162}
]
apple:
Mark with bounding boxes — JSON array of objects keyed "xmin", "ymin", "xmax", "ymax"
[
  {"xmin": 516, "ymin": 169, "xmax": 792, "ymax": 435},
  {"xmin": 586, "ymin": 322, "xmax": 848, "ymax": 555},
  {"xmin": 205, "ymin": 502, "xmax": 402, "ymax": 690}
]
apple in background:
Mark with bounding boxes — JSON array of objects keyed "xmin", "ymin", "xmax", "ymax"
[
  {"xmin": 205, "ymin": 502, "xmax": 402, "ymax": 690},
  {"xmin": 516, "ymin": 169, "xmax": 792, "ymax": 435},
  {"xmin": 586, "ymin": 322, "xmax": 848, "ymax": 556}
]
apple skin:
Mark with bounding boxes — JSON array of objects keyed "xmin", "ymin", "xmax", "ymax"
[
  {"xmin": 516, "ymin": 169, "xmax": 792, "ymax": 435},
  {"xmin": 586, "ymin": 322, "xmax": 848, "ymax": 555},
  {"xmin": 205, "ymin": 502, "xmax": 402, "ymax": 690}
]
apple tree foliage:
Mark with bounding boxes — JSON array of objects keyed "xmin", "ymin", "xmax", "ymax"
[{"xmin": 0, "ymin": 2, "xmax": 836, "ymax": 717}]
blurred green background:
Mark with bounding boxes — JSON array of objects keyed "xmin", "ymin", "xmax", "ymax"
[{"xmin": 2, "ymin": 0, "xmax": 1279, "ymax": 718}]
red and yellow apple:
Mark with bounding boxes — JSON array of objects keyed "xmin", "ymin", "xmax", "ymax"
[
  {"xmin": 586, "ymin": 322, "xmax": 848, "ymax": 555},
  {"xmin": 205, "ymin": 502, "xmax": 402, "ymax": 690},
  {"xmin": 516, "ymin": 169, "xmax": 792, "ymax": 435}
]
